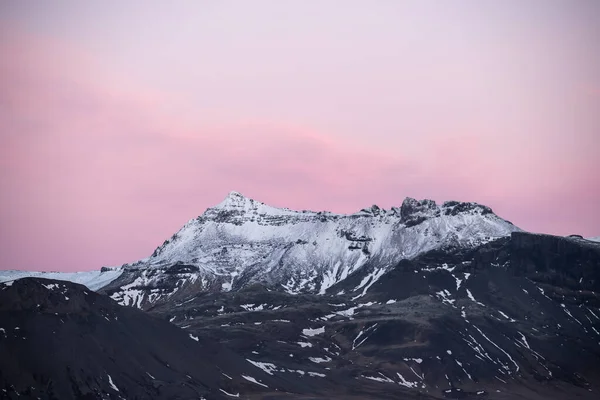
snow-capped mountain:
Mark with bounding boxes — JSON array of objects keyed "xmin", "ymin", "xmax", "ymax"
[
  {"xmin": 100, "ymin": 191, "xmax": 520, "ymax": 308},
  {"xmin": 3, "ymin": 193, "xmax": 600, "ymax": 399}
]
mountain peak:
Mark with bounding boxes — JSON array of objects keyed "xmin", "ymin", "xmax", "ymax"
[
  {"xmin": 399, "ymin": 197, "xmax": 439, "ymax": 226},
  {"xmin": 226, "ymin": 190, "xmax": 246, "ymax": 199},
  {"xmin": 212, "ymin": 190, "xmax": 256, "ymax": 210}
]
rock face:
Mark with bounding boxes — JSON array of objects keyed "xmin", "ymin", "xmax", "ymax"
[
  {"xmin": 0, "ymin": 278, "xmax": 299, "ymax": 399},
  {"xmin": 509, "ymin": 232, "xmax": 600, "ymax": 296},
  {"xmin": 99, "ymin": 192, "xmax": 519, "ymax": 309}
]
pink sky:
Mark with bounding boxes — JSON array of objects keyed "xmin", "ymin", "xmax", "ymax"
[{"xmin": 1, "ymin": 1, "xmax": 599, "ymax": 271}]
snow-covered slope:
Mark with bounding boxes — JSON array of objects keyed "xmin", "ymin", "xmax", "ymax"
[
  {"xmin": 104, "ymin": 192, "xmax": 520, "ymax": 307},
  {"xmin": 587, "ymin": 236, "xmax": 600, "ymax": 243},
  {"xmin": 0, "ymin": 269, "xmax": 122, "ymax": 291}
]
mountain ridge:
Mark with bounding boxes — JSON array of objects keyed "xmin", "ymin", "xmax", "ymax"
[
  {"xmin": 0, "ymin": 192, "xmax": 521, "ymax": 306},
  {"xmin": 1, "ymin": 193, "xmax": 599, "ymax": 399},
  {"xmin": 98, "ymin": 192, "xmax": 519, "ymax": 308}
]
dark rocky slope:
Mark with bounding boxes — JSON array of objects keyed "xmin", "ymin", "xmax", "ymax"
[
  {"xmin": 147, "ymin": 232, "xmax": 600, "ymax": 399},
  {"xmin": 0, "ymin": 278, "xmax": 308, "ymax": 400}
]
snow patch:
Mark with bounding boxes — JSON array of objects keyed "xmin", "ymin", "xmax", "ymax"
[
  {"xmin": 466, "ymin": 289, "xmax": 485, "ymax": 306},
  {"xmin": 107, "ymin": 374, "xmax": 119, "ymax": 392},
  {"xmin": 241, "ymin": 375, "xmax": 268, "ymax": 388},
  {"xmin": 309, "ymin": 356, "xmax": 331, "ymax": 364},
  {"xmin": 247, "ymin": 359, "xmax": 278, "ymax": 375},
  {"xmin": 219, "ymin": 388, "xmax": 240, "ymax": 397},
  {"xmin": 302, "ymin": 326, "xmax": 325, "ymax": 337}
]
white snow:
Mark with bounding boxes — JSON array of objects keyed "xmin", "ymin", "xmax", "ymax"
[
  {"xmin": 302, "ymin": 326, "xmax": 325, "ymax": 337},
  {"xmin": 436, "ymin": 290, "xmax": 455, "ymax": 306},
  {"xmin": 466, "ymin": 289, "xmax": 485, "ymax": 306},
  {"xmin": 463, "ymin": 334, "xmax": 495, "ymax": 363},
  {"xmin": 107, "ymin": 374, "xmax": 119, "ymax": 392},
  {"xmin": 241, "ymin": 375, "xmax": 268, "ymax": 388},
  {"xmin": 309, "ymin": 356, "xmax": 331, "ymax": 364},
  {"xmin": 297, "ymin": 341, "xmax": 313, "ymax": 348},
  {"xmin": 536, "ymin": 286, "xmax": 552, "ymax": 301},
  {"xmin": 246, "ymin": 359, "xmax": 278, "ymax": 375},
  {"xmin": 0, "ymin": 269, "xmax": 122, "ymax": 291},
  {"xmin": 189, "ymin": 334, "xmax": 199, "ymax": 341},
  {"xmin": 454, "ymin": 275, "xmax": 463, "ymax": 290},
  {"xmin": 456, "ymin": 360, "xmax": 473, "ymax": 380},
  {"xmin": 240, "ymin": 303, "xmax": 266, "ymax": 311},
  {"xmin": 362, "ymin": 373, "xmax": 395, "ymax": 383},
  {"xmin": 352, "ymin": 323, "xmax": 378, "ymax": 350},
  {"xmin": 352, "ymin": 267, "xmax": 387, "ymax": 299},
  {"xmin": 473, "ymin": 326, "xmax": 519, "ymax": 373},
  {"xmin": 422, "ymin": 264, "xmax": 455, "ymax": 273},
  {"xmin": 408, "ymin": 364, "xmax": 424, "ymax": 380},
  {"xmin": 219, "ymin": 388, "xmax": 240, "ymax": 397},
  {"xmin": 498, "ymin": 311, "xmax": 516, "ymax": 322},
  {"xmin": 517, "ymin": 332, "xmax": 530, "ymax": 349},
  {"xmin": 396, "ymin": 372, "xmax": 419, "ymax": 388},
  {"xmin": 358, "ymin": 301, "xmax": 377, "ymax": 307},
  {"xmin": 288, "ymin": 369, "xmax": 305, "ymax": 375},
  {"xmin": 386, "ymin": 299, "xmax": 397, "ymax": 304},
  {"xmin": 561, "ymin": 304, "xmax": 583, "ymax": 325}
]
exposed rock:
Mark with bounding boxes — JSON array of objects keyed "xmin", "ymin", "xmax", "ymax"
[{"xmin": 0, "ymin": 278, "xmax": 292, "ymax": 399}]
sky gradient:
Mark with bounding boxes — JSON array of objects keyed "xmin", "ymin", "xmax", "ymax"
[{"xmin": 1, "ymin": 1, "xmax": 599, "ymax": 271}]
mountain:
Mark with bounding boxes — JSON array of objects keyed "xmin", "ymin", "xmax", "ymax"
[
  {"xmin": 146, "ymin": 231, "xmax": 600, "ymax": 400},
  {"xmin": 99, "ymin": 192, "xmax": 519, "ymax": 309},
  {"xmin": 1, "ymin": 193, "xmax": 599, "ymax": 399},
  {"xmin": 0, "ymin": 277, "xmax": 322, "ymax": 399}
]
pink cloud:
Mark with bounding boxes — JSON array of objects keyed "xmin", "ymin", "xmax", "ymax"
[{"xmin": 0, "ymin": 27, "xmax": 598, "ymax": 272}]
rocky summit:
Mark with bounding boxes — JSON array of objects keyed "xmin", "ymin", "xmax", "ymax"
[
  {"xmin": 103, "ymin": 192, "xmax": 520, "ymax": 308},
  {"xmin": 1, "ymin": 193, "xmax": 599, "ymax": 400}
]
